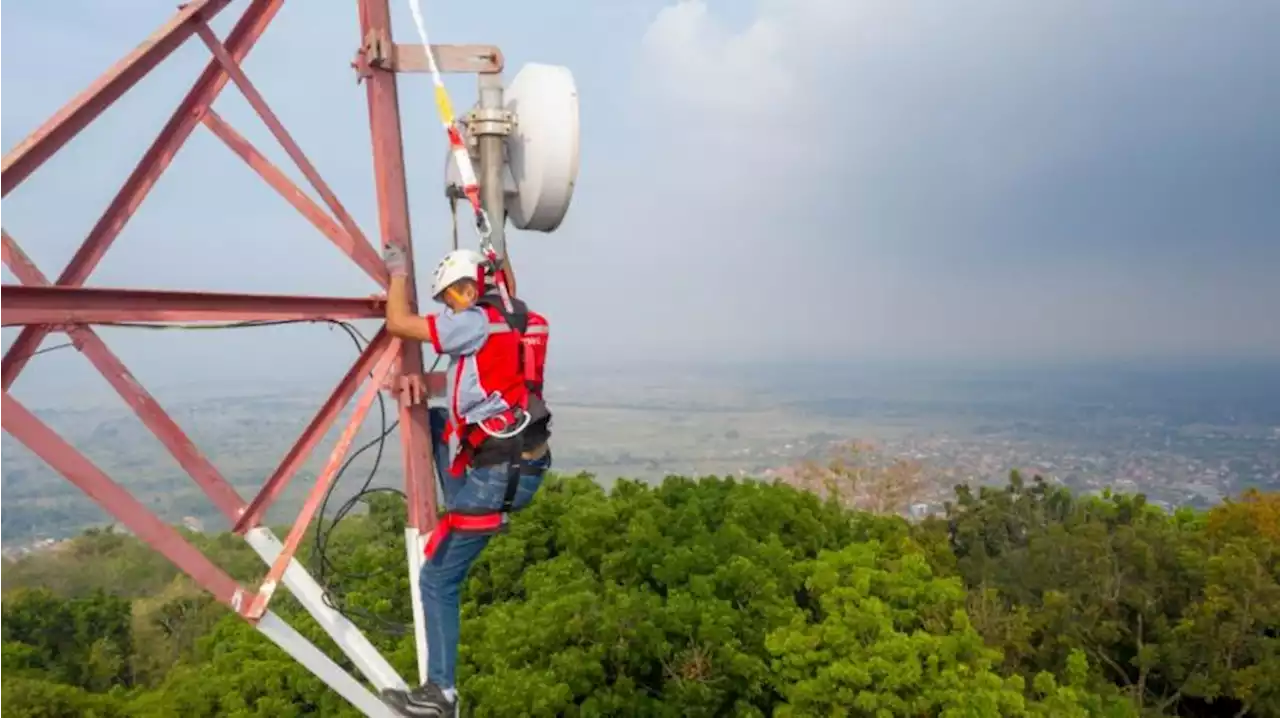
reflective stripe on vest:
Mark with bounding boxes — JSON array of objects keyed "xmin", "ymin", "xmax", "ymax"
[{"xmin": 487, "ymin": 322, "xmax": 548, "ymax": 335}]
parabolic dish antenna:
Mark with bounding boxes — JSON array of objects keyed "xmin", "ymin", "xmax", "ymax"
[
  {"xmin": 503, "ymin": 63, "xmax": 580, "ymax": 232},
  {"xmin": 443, "ymin": 63, "xmax": 580, "ymax": 234}
]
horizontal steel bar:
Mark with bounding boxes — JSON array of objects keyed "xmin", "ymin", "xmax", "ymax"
[
  {"xmin": 6, "ymin": 230, "xmax": 407, "ymax": 694},
  {"xmin": 361, "ymin": 38, "xmax": 503, "ymax": 75},
  {"xmin": 1, "ymin": 285, "xmax": 383, "ymax": 326},
  {"xmin": 393, "ymin": 43, "xmax": 503, "ymax": 74},
  {"xmin": 0, "ymin": 0, "xmax": 235, "ymax": 196},
  {"xmin": 3, "ymin": 231, "xmax": 250, "ymax": 516}
]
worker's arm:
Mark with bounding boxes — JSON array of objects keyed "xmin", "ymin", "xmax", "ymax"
[{"xmin": 384, "ymin": 274, "xmax": 432, "ymax": 343}]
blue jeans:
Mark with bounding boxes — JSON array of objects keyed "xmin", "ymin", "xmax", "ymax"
[{"xmin": 421, "ymin": 408, "xmax": 549, "ymax": 690}]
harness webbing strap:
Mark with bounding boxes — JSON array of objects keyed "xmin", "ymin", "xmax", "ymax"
[
  {"xmin": 501, "ymin": 460, "xmax": 522, "ymax": 514},
  {"xmin": 423, "ymin": 512, "xmax": 503, "ymax": 560},
  {"xmin": 430, "ymin": 294, "xmax": 547, "ymax": 560}
]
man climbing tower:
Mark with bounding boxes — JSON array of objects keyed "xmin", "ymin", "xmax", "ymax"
[{"xmin": 378, "ymin": 242, "xmax": 553, "ymax": 718}]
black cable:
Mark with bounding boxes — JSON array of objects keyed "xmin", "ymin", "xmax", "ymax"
[
  {"xmin": 311, "ymin": 351, "xmax": 445, "ymax": 635},
  {"xmin": 32, "ymin": 341, "xmax": 76, "ymax": 356},
  {"xmin": 97, "ymin": 318, "xmax": 372, "ymax": 353},
  {"xmin": 315, "ymin": 419, "xmax": 401, "ymax": 580},
  {"xmin": 6, "ymin": 341, "xmax": 77, "ymax": 362},
  {"xmin": 312, "ymin": 415, "xmax": 410, "ymax": 634},
  {"xmin": 289, "ymin": 321, "xmax": 411, "ymax": 634},
  {"xmin": 117, "ymin": 317, "xmax": 412, "ymax": 632}
]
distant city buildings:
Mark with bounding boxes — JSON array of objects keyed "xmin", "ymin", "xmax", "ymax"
[
  {"xmin": 3, "ymin": 537, "xmax": 71, "ymax": 560},
  {"xmin": 5, "ymin": 374, "xmax": 1277, "ymax": 548},
  {"xmin": 651, "ymin": 425, "xmax": 1275, "ymax": 516}
]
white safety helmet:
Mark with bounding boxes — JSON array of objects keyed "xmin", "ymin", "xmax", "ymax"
[{"xmin": 429, "ymin": 248, "xmax": 487, "ymax": 300}]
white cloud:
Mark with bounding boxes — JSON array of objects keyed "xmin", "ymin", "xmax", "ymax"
[
  {"xmin": 626, "ymin": 0, "xmax": 1280, "ymax": 359},
  {"xmin": 640, "ymin": 0, "xmax": 796, "ymax": 118}
]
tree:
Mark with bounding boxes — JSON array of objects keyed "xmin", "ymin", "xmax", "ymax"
[
  {"xmin": 1, "ymin": 587, "xmax": 133, "ymax": 690},
  {"xmin": 942, "ymin": 474, "xmax": 1280, "ymax": 717},
  {"xmin": 793, "ymin": 440, "xmax": 929, "ymax": 515},
  {"xmin": 765, "ymin": 542, "xmax": 1137, "ymax": 717},
  {"xmin": 0, "ymin": 676, "xmax": 126, "ymax": 718},
  {"xmin": 4, "ymin": 469, "xmax": 1275, "ymax": 717}
]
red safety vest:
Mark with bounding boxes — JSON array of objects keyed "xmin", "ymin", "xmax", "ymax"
[{"xmin": 426, "ymin": 292, "xmax": 551, "ymax": 560}]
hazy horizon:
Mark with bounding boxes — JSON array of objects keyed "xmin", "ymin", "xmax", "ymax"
[{"xmin": 14, "ymin": 351, "xmax": 1280, "ymax": 413}]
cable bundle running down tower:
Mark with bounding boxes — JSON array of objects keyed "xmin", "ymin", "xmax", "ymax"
[{"xmin": 0, "ymin": 0, "xmax": 580, "ymax": 714}]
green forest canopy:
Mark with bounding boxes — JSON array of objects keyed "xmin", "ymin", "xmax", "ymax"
[{"xmin": 2, "ymin": 470, "xmax": 1277, "ymax": 717}]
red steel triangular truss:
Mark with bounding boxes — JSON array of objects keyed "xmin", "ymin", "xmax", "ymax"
[{"xmin": 0, "ymin": 0, "xmax": 502, "ymax": 713}]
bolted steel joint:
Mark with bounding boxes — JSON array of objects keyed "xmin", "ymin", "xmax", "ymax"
[
  {"xmin": 352, "ymin": 30, "xmax": 391, "ymax": 83},
  {"xmin": 464, "ymin": 107, "xmax": 515, "ymax": 137}
]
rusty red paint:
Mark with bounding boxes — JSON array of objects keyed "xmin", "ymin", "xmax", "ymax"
[
  {"xmin": 1, "ymin": 0, "xmax": 472, "ymax": 645},
  {"xmin": 0, "ymin": 0, "xmax": 285, "ymax": 391},
  {"xmin": 3, "ymin": 232, "xmax": 250, "ymax": 520},
  {"xmin": 0, "ymin": 285, "xmax": 382, "ymax": 326},
  {"xmin": 243, "ymin": 338, "xmax": 402, "ymax": 619},
  {"xmin": 194, "ymin": 22, "xmax": 376, "ymax": 274},
  {"xmin": 2, "ymin": 393, "xmax": 255, "ymax": 614},
  {"xmin": 233, "ymin": 329, "xmax": 394, "ymax": 533},
  {"xmin": 201, "ymin": 110, "xmax": 388, "ymax": 287},
  {"xmin": 359, "ymin": 0, "xmax": 438, "ymax": 533},
  {"xmin": 1, "ymin": 231, "xmax": 45, "ymax": 287},
  {"xmin": 0, "ymin": 0, "xmax": 235, "ymax": 197}
]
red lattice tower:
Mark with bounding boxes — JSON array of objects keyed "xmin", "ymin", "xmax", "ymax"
[{"xmin": 0, "ymin": 1, "xmax": 556, "ymax": 713}]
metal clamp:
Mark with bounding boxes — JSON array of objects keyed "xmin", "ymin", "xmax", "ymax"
[
  {"xmin": 474, "ymin": 207, "xmax": 493, "ymax": 239},
  {"xmin": 464, "ymin": 107, "xmax": 515, "ymax": 138}
]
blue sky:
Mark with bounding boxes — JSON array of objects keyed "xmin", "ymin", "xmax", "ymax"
[{"xmin": 2, "ymin": 0, "xmax": 1278, "ymax": 404}]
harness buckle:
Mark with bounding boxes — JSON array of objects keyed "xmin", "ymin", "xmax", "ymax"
[{"xmin": 480, "ymin": 412, "xmax": 514, "ymax": 434}]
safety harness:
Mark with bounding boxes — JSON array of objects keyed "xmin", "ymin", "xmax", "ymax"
[{"xmin": 424, "ymin": 289, "xmax": 551, "ymax": 560}]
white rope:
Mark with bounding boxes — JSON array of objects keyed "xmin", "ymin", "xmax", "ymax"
[
  {"xmin": 405, "ymin": 0, "xmax": 512, "ymax": 315},
  {"xmin": 405, "ymin": 0, "xmax": 491, "ymax": 245}
]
